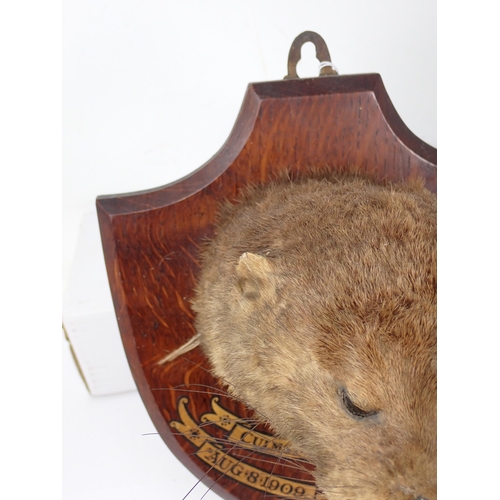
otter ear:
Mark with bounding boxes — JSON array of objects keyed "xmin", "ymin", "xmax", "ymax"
[{"xmin": 235, "ymin": 252, "xmax": 275, "ymax": 300}]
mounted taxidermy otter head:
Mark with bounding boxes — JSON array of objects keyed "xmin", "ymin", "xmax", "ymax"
[{"xmin": 192, "ymin": 173, "xmax": 437, "ymax": 500}]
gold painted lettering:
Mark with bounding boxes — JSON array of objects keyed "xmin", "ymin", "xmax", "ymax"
[
  {"xmin": 195, "ymin": 442, "xmax": 317, "ymax": 498},
  {"xmin": 171, "ymin": 397, "xmax": 317, "ymax": 499}
]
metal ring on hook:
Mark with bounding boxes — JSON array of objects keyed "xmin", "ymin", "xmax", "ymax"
[{"xmin": 284, "ymin": 31, "xmax": 338, "ymax": 80}]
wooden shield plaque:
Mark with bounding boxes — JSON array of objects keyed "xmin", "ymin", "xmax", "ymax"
[{"xmin": 97, "ymin": 32, "xmax": 436, "ymax": 500}]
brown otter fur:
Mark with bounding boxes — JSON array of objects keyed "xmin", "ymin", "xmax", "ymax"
[{"xmin": 192, "ymin": 173, "xmax": 437, "ymax": 500}]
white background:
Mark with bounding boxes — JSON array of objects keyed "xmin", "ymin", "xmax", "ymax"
[
  {"xmin": 62, "ymin": 1, "xmax": 437, "ymax": 499},
  {"xmin": 0, "ymin": 0, "xmax": 495, "ymax": 499}
]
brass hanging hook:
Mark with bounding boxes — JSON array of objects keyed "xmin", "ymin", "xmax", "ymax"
[{"xmin": 284, "ymin": 31, "xmax": 338, "ymax": 80}]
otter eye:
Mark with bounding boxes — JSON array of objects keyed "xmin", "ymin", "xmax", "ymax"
[{"xmin": 340, "ymin": 388, "xmax": 378, "ymax": 419}]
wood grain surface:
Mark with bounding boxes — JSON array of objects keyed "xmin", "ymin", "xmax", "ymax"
[{"xmin": 96, "ymin": 73, "xmax": 436, "ymax": 500}]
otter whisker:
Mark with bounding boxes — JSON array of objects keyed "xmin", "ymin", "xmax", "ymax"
[
  {"xmin": 152, "ymin": 387, "xmax": 228, "ymax": 399},
  {"xmin": 263, "ymin": 445, "xmax": 284, "ymax": 500},
  {"xmin": 170, "ymin": 429, "xmax": 310, "ymax": 469},
  {"xmin": 153, "ymin": 378, "xmax": 279, "ymax": 430},
  {"xmin": 177, "ymin": 355, "xmax": 236, "ymax": 390}
]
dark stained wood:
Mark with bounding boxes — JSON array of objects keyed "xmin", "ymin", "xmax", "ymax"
[{"xmin": 97, "ymin": 73, "xmax": 436, "ymax": 500}]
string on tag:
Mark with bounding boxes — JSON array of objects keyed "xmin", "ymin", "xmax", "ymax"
[{"xmin": 319, "ymin": 60, "xmax": 339, "ymax": 74}]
